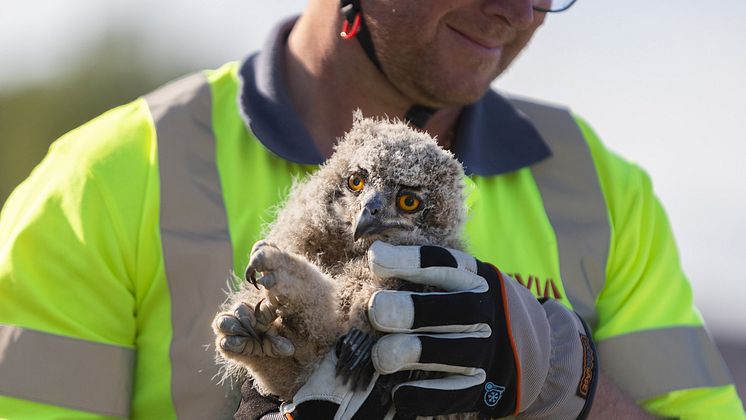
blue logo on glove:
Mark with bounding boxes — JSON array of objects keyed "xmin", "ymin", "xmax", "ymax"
[{"xmin": 483, "ymin": 382, "xmax": 506, "ymax": 407}]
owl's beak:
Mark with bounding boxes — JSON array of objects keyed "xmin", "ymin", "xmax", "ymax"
[{"xmin": 353, "ymin": 194, "xmax": 384, "ymax": 241}]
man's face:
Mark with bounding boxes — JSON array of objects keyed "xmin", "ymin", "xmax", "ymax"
[{"xmin": 363, "ymin": 0, "xmax": 546, "ymax": 107}]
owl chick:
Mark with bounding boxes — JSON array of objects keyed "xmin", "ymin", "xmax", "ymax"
[{"xmin": 212, "ymin": 113, "xmax": 467, "ymax": 404}]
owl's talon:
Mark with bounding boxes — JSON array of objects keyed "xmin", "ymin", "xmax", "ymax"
[
  {"xmin": 245, "ymin": 266, "xmax": 259, "ymax": 289},
  {"xmin": 254, "ymin": 298, "xmax": 265, "ymax": 324},
  {"xmin": 254, "ymin": 298, "xmax": 277, "ymax": 333}
]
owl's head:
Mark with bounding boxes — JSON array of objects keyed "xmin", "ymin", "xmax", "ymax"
[{"xmin": 320, "ymin": 112, "xmax": 466, "ymax": 251}]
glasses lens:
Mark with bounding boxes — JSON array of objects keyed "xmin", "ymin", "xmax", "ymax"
[{"xmin": 533, "ymin": 0, "xmax": 577, "ymax": 13}]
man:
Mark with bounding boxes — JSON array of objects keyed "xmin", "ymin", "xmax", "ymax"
[{"xmin": 0, "ymin": 0, "xmax": 742, "ymax": 419}]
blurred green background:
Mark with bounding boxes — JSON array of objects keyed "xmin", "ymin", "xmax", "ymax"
[{"xmin": 0, "ymin": 32, "xmax": 192, "ymax": 203}]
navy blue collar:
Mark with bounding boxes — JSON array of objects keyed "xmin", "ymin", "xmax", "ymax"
[{"xmin": 238, "ymin": 17, "xmax": 551, "ymax": 176}]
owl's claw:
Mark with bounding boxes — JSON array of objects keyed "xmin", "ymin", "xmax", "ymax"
[
  {"xmin": 245, "ymin": 266, "xmax": 259, "ymax": 289},
  {"xmin": 253, "ymin": 298, "xmax": 277, "ymax": 333},
  {"xmin": 254, "ymin": 299, "xmax": 264, "ymax": 324},
  {"xmin": 246, "ymin": 240, "xmax": 274, "ymax": 290}
]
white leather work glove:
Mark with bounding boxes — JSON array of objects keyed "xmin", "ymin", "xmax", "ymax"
[
  {"xmin": 282, "ymin": 350, "xmax": 392, "ymax": 420},
  {"xmin": 366, "ymin": 241, "xmax": 598, "ymax": 419}
]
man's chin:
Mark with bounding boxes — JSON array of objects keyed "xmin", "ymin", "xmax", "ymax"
[{"xmin": 415, "ymin": 77, "xmax": 498, "ymax": 109}]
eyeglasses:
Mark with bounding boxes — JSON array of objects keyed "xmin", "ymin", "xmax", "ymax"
[{"xmin": 533, "ymin": 0, "xmax": 578, "ymax": 13}]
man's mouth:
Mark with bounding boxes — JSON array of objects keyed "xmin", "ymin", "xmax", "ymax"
[{"xmin": 446, "ymin": 24, "xmax": 502, "ymax": 51}]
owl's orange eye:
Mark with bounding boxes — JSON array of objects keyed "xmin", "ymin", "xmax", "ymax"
[
  {"xmin": 398, "ymin": 194, "xmax": 421, "ymax": 212},
  {"xmin": 347, "ymin": 174, "xmax": 365, "ymax": 192}
]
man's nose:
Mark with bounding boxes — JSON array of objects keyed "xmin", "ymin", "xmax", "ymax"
[{"xmin": 482, "ymin": 0, "xmax": 535, "ymax": 30}]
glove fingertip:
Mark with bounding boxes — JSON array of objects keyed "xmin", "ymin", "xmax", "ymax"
[
  {"xmin": 371, "ymin": 334, "xmax": 421, "ymax": 375},
  {"xmin": 368, "ymin": 241, "xmax": 420, "ymax": 275},
  {"xmin": 368, "ymin": 291, "xmax": 415, "ymax": 333}
]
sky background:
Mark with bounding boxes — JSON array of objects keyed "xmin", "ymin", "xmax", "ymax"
[{"xmin": 1, "ymin": 1, "xmax": 745, "ymax": 337}]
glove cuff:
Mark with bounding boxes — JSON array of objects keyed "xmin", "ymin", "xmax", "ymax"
[{"xmin": 519, "ymin": 299, "xmax": 598, "ymax": 419}]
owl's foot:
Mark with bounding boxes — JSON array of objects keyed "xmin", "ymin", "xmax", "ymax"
[
  {"xmin": 245, "ymin": 241, "xmax": 305, "ymax": 302},
  {"xmin": 335, "ymin": 327, "xmax": 375, "ymax": 390},
  {"xmin": 245, "ymin": 240, "xmax": 333, "ymax": 312},
  {"xmin": 213, "ymin": 300, "xmax": 295, "ymax": 358},
  {"xmin": 246, "ymin": 241, "xmax": 300, "ymax": 296},
  {"xmin": 238, "ymin": 240, "xmax": 341, "ymax": 353}
]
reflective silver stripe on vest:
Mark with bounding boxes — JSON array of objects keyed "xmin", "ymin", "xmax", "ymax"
[
  {"xmin": 598, "ymin": 326, "xmax": 733, "ymax": 400},
  {"xmin": 510, "ymin": 98, "xmax": 610, "ymax": 330},
  {"xmin": 0, "ymin": 325, "xmax": 134, "ymax": 417},
  {"xmin": 146, "ymin": 73, "xmax": 239, "ymax": 419}
]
